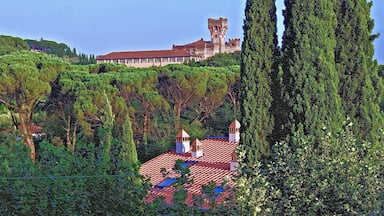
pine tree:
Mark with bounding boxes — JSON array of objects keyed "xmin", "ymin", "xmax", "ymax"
[
  {"xmin": 335, "ymin": 0, "xmax": 383, "ymax": 143},
  {"xmin": 240, "ymin": 0, "xmax": 279, "ymax": 162},
  {"xmin": 281, "ymin": 0, "xmax": 343, "ymax": 140}
]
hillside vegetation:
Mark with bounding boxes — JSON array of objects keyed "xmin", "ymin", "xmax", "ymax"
[{"xmin": 0, "ymin": 35, "xmax": 95, "ymax": 64}]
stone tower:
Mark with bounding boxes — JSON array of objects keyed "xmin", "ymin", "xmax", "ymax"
[{"xmin": 208, "ymin": 18, "xmax": 228, "ymax": 54}]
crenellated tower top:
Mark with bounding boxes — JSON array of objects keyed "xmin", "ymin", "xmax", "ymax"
[{"xmin": 208, "ymin": 18, "xmax": 228, "ymax": 53}]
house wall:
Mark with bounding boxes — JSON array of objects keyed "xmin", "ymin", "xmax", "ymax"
[{"xmin": 96, "ymin": 56, "xmax": 193, "ymax": 68}]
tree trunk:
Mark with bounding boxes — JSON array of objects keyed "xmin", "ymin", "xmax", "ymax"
[
  {"xmin": 66, "ymin": 115, "xmax": 71, "ymax": 151},
  {"xmin": 174, "ymin": 103, "xmax": 181, "ymax": 130},
  {"xmin": 228, "ymin": 92, "xmax": 237, "ymax": 116},
  {"xmin": 72, "ymin": 121, "xmax": 78, "ymax": 155},
  {"xmin": 18, "ymin": 107, "xmax": 36, "ymax": 161},
  {"xmin": 25, "ymin": 135, "xmax": 36, "ymax": 161},
  {"xmin": 143, "ymin": 110, "xmax": 150, "ymax": 141},
  {"xmin": 10, "ymin": 109, "xmax": 19, "ymax": 129}
]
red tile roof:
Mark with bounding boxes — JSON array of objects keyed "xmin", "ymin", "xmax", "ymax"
[
  {"xmin": 173, "ymin": 39, "xmax": 214, "ymax": 50},
  {"xmin": 96, "ymin": 49, "xmax": 192, "ymax": 60},
  {"xmin": 140, "ymin": 137, "xmax": 238, "ymax": 207}
]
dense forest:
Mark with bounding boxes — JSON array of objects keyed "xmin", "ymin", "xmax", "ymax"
[
  {"xmin": 0, "ymin": 50, "xmax": 241, "ymax": 214},
  {"xmin": 0, "ymin": 0, "xmax": 384, "ymax": 215},
  {"xmin": 0, "ymin": 51, "xmax": 240, "ymax": 160}
]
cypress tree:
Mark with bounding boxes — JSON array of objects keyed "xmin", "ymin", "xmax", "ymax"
[
  {"xmin": 281, "ymin": 0, "xmax": 343, "ymax": 140},
  {"xmin": 335, "ymin": 0, "xmax": 383, "ymax": 143},
  {"xmin": 120, "ymin": 115, "xmax": 138, "ymax": 165},
  {"xmin": 240, "ymin": 0, "xmax": 279, "ymax": 162},
  {"xmin": 100, "ymin": 91, "xmax": 114, "ymax": 155}
]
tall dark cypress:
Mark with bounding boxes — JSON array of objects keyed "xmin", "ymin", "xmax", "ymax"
[
  {"xmin": 282, "ymin": 0, "xmax": 343, "ymax": 140},
  {"xmin": 335, "ymin": 0, "xmax": 383, "ymax": 143},
  {"xmin": 240, "ymin": 0, "xmax": 279, "ymax": 162}
]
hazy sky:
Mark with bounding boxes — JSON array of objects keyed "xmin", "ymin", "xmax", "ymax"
[{"xmin": 1, "ymin": 0, "xmax": 383, "ymax": 63}]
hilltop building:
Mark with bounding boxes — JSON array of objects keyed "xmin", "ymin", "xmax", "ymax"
[
  {"xmin": 96, "ymin": 18, "xmax": 240, "ymax": 68},
  {"xmin": 140, "ymin": 119, "xmax": 240, "ymax": 207}
]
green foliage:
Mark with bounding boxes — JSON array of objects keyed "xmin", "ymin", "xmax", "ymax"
[
  {"xmin": 25, "ymin": 38, "xmax": 76, "ymax": 58},
  {"xmin": 379, "ymin": 65, "xmax": 384, "ymax": 78},
  {"xmin": 0, "ymin": 52, "xmax": 68, "ymax": 160},
  {"xmin": 335, "ymin": 0, "xmax": 383, "ymax": 144},
  {"xmin": 136, "ymin": 136, "xmax": 171, "ymax": 163},
  {"xmin": 195, "ymin": 71, "xmax": 228, "ymax": 124},
  {"xmin": 282, "ymin": 0, "xmax": 343, "ymax": 141},
  {"xmin": 0, "ymin": 139, "xmax": 147, "ymax": 215},
  {"xmin": 89, "ymin": 63, "xmax": 128, "ymax": 74},
  {"xmin": 0, "ymin": 35, "xmax": 29, "ymax": 55},
  {"xmin": 120, "ymin": 115, "xmax": 138, "ymax": 165},
  {"xmin": 115, "ymin": 69, "xmax": 169, "ymax": 142},
  {"xmin": 240, "ymin": 0, "xmax": 279, "ymax": 162},
  {"xmin": 266, "ymin": 121, "xmax": 384, "ymax": 215},
  {"xmin": 181, "ymin": 121, "xmax": 207, "ymax": 141},
  {"xmin": 0, "ymin": 52, "xmax": 65, "ymax": 105},
  {"xmin": 233, "ymin": 144, "xmax": 272, "ymax": 216},
  {"xmin": 0, "ymin": 104, "xmax": 11, "ymax": 130},
  {"xmin": 45, "ymin": 64, "xmax": 240, "ymax": 162},
  {"xmin": 158, "ymin": 65, "xmax": 209, "ymax": 130},
  {"xmin": 25, "ymin": 38, "xmax": 96, "ymax": 65}
]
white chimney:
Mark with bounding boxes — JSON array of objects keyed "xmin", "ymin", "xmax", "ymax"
[
  {"xmin": 176, "ymin": 129, "xmax": 190, "ymax": 154},
  {"xmin": 229, "ymin": 119, "xmax": 241, "ymax": 142},
  {"xmin": 191, "ymin": 138, "xmax": 203, "ymax": 158},
  {"xmin": 230, "ymin": 149, "xmax": 239, "ymax": 171}
]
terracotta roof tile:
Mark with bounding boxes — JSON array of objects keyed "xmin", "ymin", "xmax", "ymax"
[
  {"xmin": 173, "ymin": 39, "xmax": 214, "ymax": 50},
  {"xmin": 96, "ymin": 49, "xmax": 192, "ymax": 60},
  {"xmin": 139, "ymin": 137, "xmax": 238, "ymax": 207}
]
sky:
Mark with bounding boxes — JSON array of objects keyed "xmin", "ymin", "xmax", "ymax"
[{"xmin": 1, "ymin": 0, "xmax": 383, "ymax": 64}]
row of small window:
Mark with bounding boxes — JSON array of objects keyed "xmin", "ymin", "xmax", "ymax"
[{"xmin": 104, "ymin": 57, "xmax": 190, "ymax": 64}]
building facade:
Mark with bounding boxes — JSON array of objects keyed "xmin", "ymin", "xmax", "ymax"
[{"xmin": 96, "ymin": 18, "xmax": 240, "ymax": 68}]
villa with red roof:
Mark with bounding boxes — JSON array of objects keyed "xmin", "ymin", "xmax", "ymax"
[
  {"xmin": 96, "ymin": 18, "xmax": 240, "ymax": 68},
  {"xmin": 139, "ymin": 119, "xmax": 240, "ymax": 207}
]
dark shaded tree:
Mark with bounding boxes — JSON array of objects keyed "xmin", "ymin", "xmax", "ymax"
[
  {"xmin": 378, "ymin": 64, "xmax": 384, "ymax": 78},
  {"xmin": 281, "ymin": 0, "xmax": 343, "ymax": 140},
  {"xmin": 240, "ymin": 0, "xmax": 279, "ymax": 162},
  {"xmin": 335, "ymin": 0, "xmax": 383, "ymax": 143}
]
